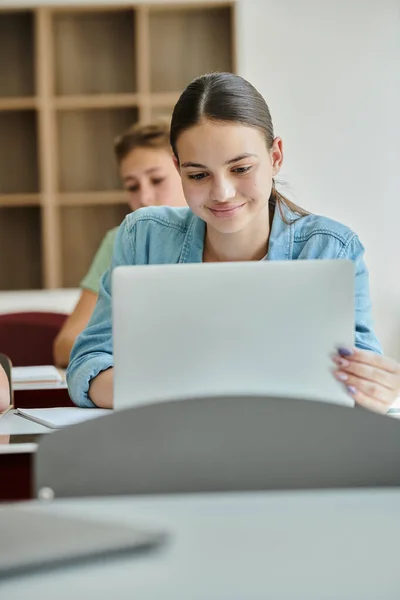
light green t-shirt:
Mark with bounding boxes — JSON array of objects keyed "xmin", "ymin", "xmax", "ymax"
[{"xmin": 80, "ymin": 227, "xmax": 118, "ymax": 294}]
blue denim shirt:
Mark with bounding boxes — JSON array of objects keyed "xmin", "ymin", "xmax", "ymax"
[{"xmin": 67, "ymin": 203, "xmax": 382, "ymax": 407}]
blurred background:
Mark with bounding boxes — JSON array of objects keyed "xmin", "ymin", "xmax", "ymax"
[{"xmin": 0, "ymin": 0, "xmax": 399, "ymax": 360}]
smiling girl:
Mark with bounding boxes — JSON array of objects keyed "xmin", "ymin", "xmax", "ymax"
[{"xmin": 67, "ymin": 72, "xmax": 400, "ymax": 413}]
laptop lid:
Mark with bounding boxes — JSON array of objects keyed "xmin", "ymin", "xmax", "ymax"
[
  {"xmin": 0, "ymin": 505, "xmax": 166, "ymax": 580},
  {"xmin": 112, "ymin": 260, "xmax": 354, "ymax": 409}
]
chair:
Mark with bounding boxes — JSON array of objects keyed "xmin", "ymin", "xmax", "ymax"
[
  {"xmin": 0, "ymin": 352, "xmax": 12, "ymax": 404},
  {"xmin": 34, "ymin": 395, "xmax": 400, "ymax": 499},
  {"xmin": 0, "ymin": 312, "xmax": 67, "ymax": 366}
]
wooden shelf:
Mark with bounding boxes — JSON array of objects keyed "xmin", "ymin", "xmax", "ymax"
[
  {"xmin": 58, "ymin": 191, "xmax": 127, "ymax": 206},
  {"xmin": 0, "ymin": 194, "xmax": 41, "ymax": 207},
  {"xmin": 53, "ymin": 94, "xmax": 140, "ymax": 110},
  {"xmin": 0, "ymin": 11, "xmax": 35, "ymax": 98},
  {"xmin": 149, "ymin": 5, "xmax": 233, "ymax": 93},
  {"xmin": 57, "ymin": 107, "xmax": 138, "ymax": 193},
  {"xmin": 149, "ymin": 92, "xmax": 181, "ymax": 106},
  {"xmin": 60, "ymin": 205, "xmax": 128, "ymax": 287},
  {"xmin": 149, "ymin": 106, "xmax": 175, "ymax": 121},
  {"xmin": 148, "ymin": 1, "xmax": 235, "ymax": 12},
  {"xmin": 0, "ymin": 110, "xmax": 39, "ymax": 195},
  {"xmin": 0, "ymin": 2, "xmax": 236, "ymax": 289},
  {"xmin": 53, "ymin": 9, "xmax": 136, "ymax": 96},
  {"xmin": 148, "ymin": 92, "xmax": 180, "ymax": 121},
  {"xmin": 0, "ymin": 207, "xmax": 42, "ymax": 290},
  {"xmin": 0, "ymin": 98, "xmax": 37, "ymax": 111}
]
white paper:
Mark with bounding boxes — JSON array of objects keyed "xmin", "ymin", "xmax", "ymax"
[
  {"xmin": 390, "ymin": 397, "xmax": 400, "ymax": 409},
  {"xmin": 12, "ymin": 366, "xmax": 64, "ymax": 384},
  {"xmin": 16, "ymin": 407, "xmax": 111, "ymax": 429}
]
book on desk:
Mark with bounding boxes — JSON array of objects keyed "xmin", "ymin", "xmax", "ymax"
[{"xmin": 12, "ymin": 366, "xmax": 66, "ymax": 390}]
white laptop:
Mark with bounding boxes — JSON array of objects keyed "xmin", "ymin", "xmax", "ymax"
[{"xmin": 112, "ymin": 260, "xmax": 355, "ymax": 410}]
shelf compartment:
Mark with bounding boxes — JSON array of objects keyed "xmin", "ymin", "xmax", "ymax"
[
  {"xmin": 149, "ymin": 5, "xmax": 233, "ymax": 93},
  {"xmin": 57, "ymin": 107, "xmax": 138, "ymax": 193},
  {"xmin": 0, "ymin": 11, "xmax": 35, "ymax": 98},
  {"xmin": 0, "ymin": 206, "xmax": 42, "ymax": 290},
  {"xmin": 53, "ymin": 9, "xmax": 136, "ymax": 96},
  {"xmin": 0, "ymin": 110, "xmax": 39, "ymax": 194}
]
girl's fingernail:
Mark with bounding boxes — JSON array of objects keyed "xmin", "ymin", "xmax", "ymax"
[
  {"xmin": 336, "ymin": 371, "xmax": 348, "ymax": 381},
  {"xmin": 337, "ymin": 358, "xmax": 350, "ymax": 368},
  {"xmin": 347, "ymin": 385, "xmax": 357, "ymax": 395},
  {"xmin": 338, "ymin": 347, "xmax": 354, "ymax": 357}
]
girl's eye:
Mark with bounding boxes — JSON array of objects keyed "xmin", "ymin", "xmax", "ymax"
[
  {"xmin": 232, "ymin": 165, "xmax": 252, "ymax": 174},
  {"xmin": 127, "ymin": 185, "xmax": 139, "ymax": 192},
  {"xmin": 151, "ymin": 178, "xmax": 166, "ymax": 186},
  {"xmin": 188, "ymin": 172, "xmax": 208, "ymax": 181}
]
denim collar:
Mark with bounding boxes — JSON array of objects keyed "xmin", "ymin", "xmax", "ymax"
[{"xmin": 179, "ymin": 203, "xmax": 295, "ymax": 263}]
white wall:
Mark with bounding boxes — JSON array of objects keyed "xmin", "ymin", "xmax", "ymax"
[
  {"xmin": 237, "ymin": 0, "xmax": 400, "ymax": 359},
  {"xmin": 3, "ymin": 0, "xmax": 400, "ymax": 358}
]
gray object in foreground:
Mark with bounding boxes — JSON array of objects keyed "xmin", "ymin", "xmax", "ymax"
[
  {"xmin": 35, "ymin": 395, "xmax": 400, "ymax": 499},
  {"xmin": 0, "ymin": 505, "xmax": 166, "ymax": 580},
  {"xmin": 1, "ymin": 489, "xmax": 400, "ymax": 600}
]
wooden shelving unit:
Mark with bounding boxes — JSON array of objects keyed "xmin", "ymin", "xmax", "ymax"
[{"xmin": 0, "ymin": 2, "xmax": 236, "ymax": 290}]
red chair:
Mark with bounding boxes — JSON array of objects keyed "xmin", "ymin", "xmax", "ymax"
[
  {"xmin": 0, "ymin": 312, "xmax": 67, "ymax": 367},
  {"xmin": 0, "ymin": 312, "xmax": 75, "ymax": 409}
]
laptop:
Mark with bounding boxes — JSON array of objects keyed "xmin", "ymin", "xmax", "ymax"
[
  {"xmin": 0, "ymin": 505, "xmax": 166, "ymax": 580},
  {"xmin": 112, "ymin": 260, "xmax": 355, "ymax": 409}
]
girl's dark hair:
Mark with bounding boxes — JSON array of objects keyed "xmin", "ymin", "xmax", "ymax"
[{"xmin": 170, "ymin": 72, "xmax": 308, "ymax": 223}]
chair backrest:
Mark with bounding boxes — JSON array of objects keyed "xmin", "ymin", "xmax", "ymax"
[
  {"xmin": 0, "ymin": 312, "xmax": 67, "ymax": 366},
  {"xmin": 0, "ymin": 352, "xmax": 12, "ymax": 403},
  {"xmin": 34, "ymin": 395, "xmax": 400, "ymax": 499}
]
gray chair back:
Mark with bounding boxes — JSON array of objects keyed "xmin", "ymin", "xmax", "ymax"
[{"xmin": 35, "ymin": 396, "xmax": 400, "ymax": 499}]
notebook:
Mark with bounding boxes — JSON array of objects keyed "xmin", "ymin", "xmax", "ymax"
[
  {"xmin": 0, "ymin": 505, "xmax": 166, "ymax": 580},
  {"xmin": 16, "ymin": 407, "xmax": 111, "ymax": 429},
  {"xmin": 12, "ymin": 366, "xmax": 67, "ymax": 390}
]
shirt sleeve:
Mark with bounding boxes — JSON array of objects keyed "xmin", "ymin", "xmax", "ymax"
[
  {"xmin": 67, "ymin": 220, "xmax": 135, "ymax": 407},
  {"xmin": 80, "ymin": 228, "xmax": 118, "ymax": 294},
  {"xmin": 339, "ymin": 235, "xmax": 383, "ymax": 354}
]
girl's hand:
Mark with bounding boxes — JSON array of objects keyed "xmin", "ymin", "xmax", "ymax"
[{"xmin": 332, "ymin": 347, "xmax": 400, "ymax": 414}]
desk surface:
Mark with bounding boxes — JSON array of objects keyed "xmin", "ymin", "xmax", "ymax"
[
  {"xmin": 2, "ymin": 488, "xmax": 400, "ymax": 599},
  {"xmin": 0, "ymin": 410, "xmax": 49, "ymax": 458},
  {"xmin": 0, "ymin": 288, "xmax": 79, "ymax": 315},
  {"xmin": 0, "ymin": 410, "xmax": 51, "ymax": 437}
]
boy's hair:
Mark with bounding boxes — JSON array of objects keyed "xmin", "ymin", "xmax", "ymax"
[{"xmin": 114, "ymin": 119, "xmax": 171, "ymax": 164}]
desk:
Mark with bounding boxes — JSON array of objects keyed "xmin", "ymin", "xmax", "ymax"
[
  {"xmin": 0, "ymin": 410, "xmax": 50, "ymax": 501},
  {"xmin": 12, "ymin": 369, "xmax": 73, "ymax": 409},
  {"xmin": 0, "ymin": 409, "xmax": 51, "ymax": 436},
  {"xmin": 2, "ymin": 488, "xmax": 400, "ymax": 598},
  {"xmin": 13, "ymin": 387, "xmax": 73, "ymax": 409}
]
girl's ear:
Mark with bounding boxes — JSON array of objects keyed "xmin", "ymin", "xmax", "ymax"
[{"xmin": 271, "ymin": 137, "xmax": 284, "ymax": 175}]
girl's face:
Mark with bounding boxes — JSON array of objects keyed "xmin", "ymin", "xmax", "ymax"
[
  {"xmin": 175, "ymin": 120, "xmax": 283, "ymax": 235},
  {"xmin": 119, "ymin": 146, "xmax": 186, "ymax": 211}
]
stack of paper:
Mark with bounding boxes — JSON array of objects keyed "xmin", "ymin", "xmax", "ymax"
[{"xmin": 12, "ymin": 366, "xmax": 67, "ymax": 390}]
